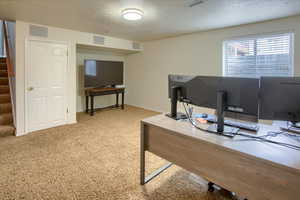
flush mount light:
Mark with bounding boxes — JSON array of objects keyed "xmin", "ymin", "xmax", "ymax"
[{"xmin": 121, "ymin": 8, "xmax": 144, "ymax": 21}]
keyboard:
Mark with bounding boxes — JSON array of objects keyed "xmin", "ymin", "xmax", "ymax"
[{"xmin": 203, "ymin": 115, "xmax": 259, "ymax": 132}]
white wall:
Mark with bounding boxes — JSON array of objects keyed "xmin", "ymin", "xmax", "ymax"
[
  {"xmin": 76, "ymin": 48, "xmax": 125, "ymax": 112},
  {"xmin": 125, "ymin": 15, "xmax": 300, "ymax": 114},
  {"xmin": 16, "ymin": 21, "xmax": 139, "ymax": 136}
]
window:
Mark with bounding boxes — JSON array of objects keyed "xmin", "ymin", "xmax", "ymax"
[{"xmin": 223, "ymin": 33, "xmax": 294, "ymax": 78}]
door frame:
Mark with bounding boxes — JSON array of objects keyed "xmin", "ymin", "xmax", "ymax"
[{"xmin": 24, "ymin": 38, "xmax": 70, "ymax": 133}]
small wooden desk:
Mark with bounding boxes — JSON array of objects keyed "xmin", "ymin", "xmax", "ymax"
[
  {"xmin": 141, "ymin": 114, "xmax": 300, "ymax": 200},
  {"xmin": 85, "ymin": 87, "xmax": 125, "ymax": 116}
]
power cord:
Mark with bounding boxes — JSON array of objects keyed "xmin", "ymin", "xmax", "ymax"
[
  {"xmin": 182, "ymin": 102, "xmax": 215, "ymax": 133},
  {"xmin": 235, "ymin": 132, "xmax": 300, "ymax": 151},
  {"xmin": 182, "ymin": 102, "xmax": 300, "ymax": 151},
  {"xmin": 182, "ymin": 102, "xmax": 240, "ymax": 136}
]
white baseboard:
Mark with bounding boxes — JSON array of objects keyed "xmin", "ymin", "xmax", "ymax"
[
  {"xmin": 126, "ymin": 103, "xmax": 165, "ymax": 114},
  {"xmin": 16, "ymin": 131, "xmax": 27, "ymax": 137},
  {"xmin": 68, "ymin": 120, "xmax": 77, "ymax": 125}
]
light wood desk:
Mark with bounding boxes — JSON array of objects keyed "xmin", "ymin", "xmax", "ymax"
[{"xmin": 140, "ymin": 114, "xmax": 300, "ymax": 200}]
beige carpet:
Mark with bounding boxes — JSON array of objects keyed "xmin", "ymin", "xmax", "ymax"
[{"xmin": 0, "ymin": 106, "xmax": 232, "ymax": 200}]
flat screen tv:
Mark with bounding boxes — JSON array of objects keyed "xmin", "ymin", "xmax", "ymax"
[{"xmin": 84, "ymin": 60, "xmax": 124, "ymax": 88}]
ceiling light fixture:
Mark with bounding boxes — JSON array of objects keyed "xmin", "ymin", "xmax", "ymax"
[{"xmin": 121, "ymin": 8, "xmax": 144, "ymax": 21}]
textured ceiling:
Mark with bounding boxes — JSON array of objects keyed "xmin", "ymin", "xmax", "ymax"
[{"xmin": 0, "ymin": 0, "xmax": 300, "ymax": 41}]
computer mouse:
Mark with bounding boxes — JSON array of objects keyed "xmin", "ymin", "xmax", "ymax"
[
  {"xmin": 195, "ymin": 113, "xmax": 208, "ymax": 118},
  {"xmin": 202, "ymin": 113, "xmax": 208, "ymax": 118}
]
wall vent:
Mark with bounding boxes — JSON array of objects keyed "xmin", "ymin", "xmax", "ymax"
[
  {"xmin": 93, "ymin": 36, "xmax": 105, "ymax": 45},
  {"xmin": 132, "ymin": 42, "xmax": 141, "ymax": 50},
  {"xmin": 29, "ymin": 25, "xmax": 48, "ymax": 38}
]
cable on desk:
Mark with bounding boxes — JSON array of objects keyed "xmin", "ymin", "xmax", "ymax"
[
  {"xmin": 265, "ymin": 130, "xmax": 300, "ymax": 143},
  {"xmin": 182, "ymin": 102, "xmax": 214, "ymax": 133},
  {"xmin": 235, "ymin": 132, "xmax": 300, "ymax": 151},
  {"xmin": 182, "ymin": 103, "xmax": 241, "ymax": 135},
  {"xmin": 182, "ymin": 103, "xmax": 300, "ymax": 151}
]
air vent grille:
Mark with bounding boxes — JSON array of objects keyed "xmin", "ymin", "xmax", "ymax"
[
  {"xmin": 132, "ymin": 42, "xmax": 141, "ymax": 50},
  {"xmin": 29, "ymin": 25, "xmax": 48, "ymax": 37},
  {"xmin": 93, "ymin": 36, "xmax": 105, "ymax": 45}
]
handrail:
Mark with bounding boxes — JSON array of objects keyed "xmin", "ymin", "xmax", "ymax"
[
  {"xmin": 2, "ymin": 21, "xmax": 16, "ymax": 129},
  {"xmin": 2, "ymin": 21, "xmax": 14, "ymax": 77}
]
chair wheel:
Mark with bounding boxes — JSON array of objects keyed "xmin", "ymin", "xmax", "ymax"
[{"xmin": 208, "ymin": 182, "xmax": 215, "ymax": 192}]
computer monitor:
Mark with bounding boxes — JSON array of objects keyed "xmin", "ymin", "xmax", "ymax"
[
  {"xmin": 185, "ymin": 76, "xmax": 260, "ymax": 116},
  {"xmin": 167, "ymin": 75, "xmax": 195, "ymax": 120},
  {"xmin": 167, "ymin": 75, "xmax": 260, "ymax": 135},
  {"xmin": 168, "ymin": 75, "xmax": 195, "ymax": 100},
  {"xmin": 259, "ymin": 77, "xmax": 300, "ymax": 126},
  {"xmin": 185, "ymin": 76, "xmax": 220, "ymax": 109}
]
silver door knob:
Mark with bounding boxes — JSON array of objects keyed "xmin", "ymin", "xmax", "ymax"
[{"xmin": 27, "ymin": 87, "xmax": 34, "ymax": 91}]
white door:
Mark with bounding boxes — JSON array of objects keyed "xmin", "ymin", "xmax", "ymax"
[{"xmin": 26, "ymin": 40, "xmax": 68, "ymax": 132}]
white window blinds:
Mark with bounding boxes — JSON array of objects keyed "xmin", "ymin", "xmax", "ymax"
[{"xmin": 223, "ymin": 33, "xmax": 294, "ymax": 78}]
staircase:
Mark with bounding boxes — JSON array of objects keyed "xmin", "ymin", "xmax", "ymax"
[{"xmin": 0, "ymin": 57, "xmax": 14, "ymax": 136}]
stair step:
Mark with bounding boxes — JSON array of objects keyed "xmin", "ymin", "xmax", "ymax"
[
  {"xmin": 0, "ymin": 77, "xmax": 9, "ymax": 85},
  {"xmin": 0, "ymin": 113, "xmax": 13, "ymax": 125},
  {"xmin": 0, "ymin": 58, "xmax": 6, "ymax": 64},
  {"xmin": 0, "ymin": 86, "xmax": 9, "ymax": 94},
  {"xmin": 0, "ymin": 94, "xmax": 10, "ymax": 104},
  {"xmin": 0, "ymin": 70, "xmax": 8, "ymax": 77},
  {"xmin": 0, "ymin": 103, "xmax": 12, "ymax": 114},
  {"xmin": 0, "ymin": 63, "xmax": 7, "ymax": 70},
  {"xmin": 0, "ymin": 125, "xmax": 15, "ymax": 137}
]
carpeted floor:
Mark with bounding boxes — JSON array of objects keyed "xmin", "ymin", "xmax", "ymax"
[{"xmin": 0, "ymin": 106, "xmax": 232, "ymax": 200}]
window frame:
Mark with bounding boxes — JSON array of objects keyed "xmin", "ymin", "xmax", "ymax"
[{"xmin": 222, "ymin": 32, "xmax": 295, "ymax": 77}]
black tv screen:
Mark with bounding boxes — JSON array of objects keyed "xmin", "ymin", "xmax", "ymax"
[{"xmin": 84, "ymin": 60, "xmax": 124, "ymax": 88}]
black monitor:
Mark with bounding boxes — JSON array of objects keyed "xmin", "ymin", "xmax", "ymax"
[
  {"xmin": 259, "ymin": 77, "xmax": 300, "ymax": 126},
  {"xmin": 166, "ymin": 75, "xmax": 195, "ymax": 120},
  {"xmin": 185, "ymin": 76, "xmax": 260, "ymax": 116},
  {"xmin": 167, "ymin": 75, "xmax": 260, "ymax": 135}
]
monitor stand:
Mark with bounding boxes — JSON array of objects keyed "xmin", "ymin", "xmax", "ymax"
[
  {"xmin": 207, "ymin": 91, "xmax": 239, "ymax": 137},
  {"xmin": 291, "ymin": 122, "xmax": 300, "ymax": 128},
  {"xmin": 166, "ymin": 112, "xmax": 187, "ymax": 120},
  {"xmin": 280, "ymin": 122, "xmax": 300, "ymax": 135},
  {"xmin": 166, "ymin": 86, "xmax": 187, "ymax": 120},
  {"xmin": 207, "ymin": 124, "xmax": 239, "ymax": 137}
]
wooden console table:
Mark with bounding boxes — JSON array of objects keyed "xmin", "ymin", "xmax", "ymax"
[{"xmin": 85, "ymin": 87, "xmax": 125, "ymax": 116}]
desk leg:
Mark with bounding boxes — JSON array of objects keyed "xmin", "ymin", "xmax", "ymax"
[
  {"xmin": 116, "ymin": 93, "xmax": 119, "ymax": 108},
  {"xmin": 140, "ymin": 123, "xmax": 145, "ymax": 185},
  {"xmin": 90, "ymin": 95, "xmax": 94, "ymax": 116},
  {"xmin": 140, "ymin": 123, "xmax": 172, "ymax": 185},
  {"xmin": 86, "ymin": 95, "xmax": 89, "ymax": 113},
  {"xmin": 121, "ymin": 92, "xmax": 124, "ymax": 109}
]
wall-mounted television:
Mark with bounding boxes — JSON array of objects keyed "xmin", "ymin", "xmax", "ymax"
[{"xmin": 84, "ymin": 59, "xmax": 124, "ymax": 88}]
